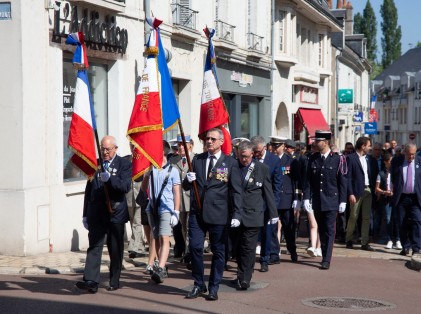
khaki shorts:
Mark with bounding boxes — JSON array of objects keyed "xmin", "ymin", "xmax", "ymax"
[{"xmin": 147, "ymin": 211, "xmax": 172, "ymax": 238}]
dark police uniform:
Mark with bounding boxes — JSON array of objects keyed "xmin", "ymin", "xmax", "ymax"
[{"xmin": 303, "ymin": 131, "xmax": 347, "ymax": 268}]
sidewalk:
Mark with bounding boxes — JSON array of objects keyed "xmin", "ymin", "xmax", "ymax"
[{"xmin": 1, "ymin": 240, "xmax": 419, "ymax": 275}]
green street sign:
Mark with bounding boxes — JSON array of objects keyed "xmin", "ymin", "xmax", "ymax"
[{"xmin": 338, "ymin": 89, "xmax": 353, "ymax": 104}]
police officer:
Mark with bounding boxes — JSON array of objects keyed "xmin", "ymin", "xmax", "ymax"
[
  {"xmin": 269, "ymin": 137, "xmax": 301, "ymax": 263},
  {"xmin": 303, "ymin": 130, "xmax": 347, "ymax": 269}
]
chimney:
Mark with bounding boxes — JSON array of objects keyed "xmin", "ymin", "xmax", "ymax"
[
  {"xmin": 327, "ymin": 0, "xmax": 332, "ymax": 9},
  {"xmin": 337, "ymin": 0, "xmax": 343, "ymax": 9},
  {"xmin": 343, "ymin": 0, "xmax": 347, "ymax": 7},
  {"xmin": 345, "ymin": 1, "xmax": 354, "ymax": 35}
]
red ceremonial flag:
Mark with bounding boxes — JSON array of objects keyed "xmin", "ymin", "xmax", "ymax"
[
  {"xmin": 66, "ymin": 32, "xmax": 98, "ymax": 179},
  {"xmin": 199, "ymin": 27, "xmax": 232, "ymax": 155},
  {"xmin": 127, "ymin": 17, "xmax": 164, "ymax": 180}
]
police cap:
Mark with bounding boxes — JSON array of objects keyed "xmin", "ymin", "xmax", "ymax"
[
  {"xmin": 285, "ymin": 139, "xmax": 297, "ymax": 148},
  {"xmin": 232, "ymin": 137, "xmax": 249, "ymax": 147},
  {"xmin": 314, "ymin": 130, "xmax": 332, "ymax": 141}
]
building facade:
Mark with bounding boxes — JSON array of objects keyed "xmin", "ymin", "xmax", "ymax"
[{"xmin": 0, "ymin": 0, "xmax": 370, "ymax": 255}]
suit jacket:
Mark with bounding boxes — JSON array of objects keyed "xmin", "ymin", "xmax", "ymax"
[
  {"xmin": 391, "ymin": 155, "xmax": 421, "ymax": 207},
  {"xmin": 239, "ymin": 160, "xmax": 278, "ymax": 227},
  {"xmin": 83, "ymin": 155, "xmax": 132, "ymax": 225},
  {"xmin": 303, "ymin": 152, "xmax": 347, "ymax": 211},
  {"xmin": 171, "ymin": 152, "xmax": 195, "ymax": 212},
  {"xmin": 278, "ymin": 153, "xmax": 300, "ymax": 209},
  {"xmin": 262, "ymin": 151, "xmax": 282, "ymax": 209},
  {"xmin": 346, "ymin": 152, "xmax": 372, "ymax": 197},
  {"xmin": 369, "ymin": 155, "xmax": 383, "ymax": 193},
  {"xmin": 182, "ymin": 152, "xmax": 242, "ymax": 225}
]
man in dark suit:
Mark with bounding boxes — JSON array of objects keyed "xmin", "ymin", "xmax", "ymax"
[
  {"xmin": 270, "ymin": 137, "xmax": 301, "ymax": 263},
  {"xmin": 76, "ymin": 136, "xmax": 132, "ymax": 293},
  {"xmin": 391, "ymin": 143, "xmax": 421, "ymax": 256},
  {"xmin": 370, "ymin": 142, "xmax": 385, "ymax": 239},
  {"xmin": 183, "ymin": 128, "xmax": 242, "ymax": 301},
  {"xmin": 345, "ymin": 136, "xmax": 374, "ymax": 251},
  {"xmin": 303, "ymin": 131, "xmax": 347, "ymax": 269},
  {"xmin": 250, "ymin": 135, "xmax": 282, "ymax": 272},
  {"xmin": 234, "ymin": 141, "xmax": 278, "ymax": 290}
]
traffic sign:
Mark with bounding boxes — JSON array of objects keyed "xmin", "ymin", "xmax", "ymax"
[{"xmin": 409, "ymin": 133, "xmax": 416, "ymax": 140}]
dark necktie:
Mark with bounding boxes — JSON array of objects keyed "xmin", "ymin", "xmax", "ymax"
[
  {"xmin": 208, "ymin": 156, "xmax": 215, "ymax": 178},
  {"xmin": 182, "ymin": 157, "xmax": 186, "ymax": 168},
  {"xmin": 103, "ymin": 161, "xmax": 109, "ymax": 171},
  {"xmin": 321, "ymin": 155, "xmax": 325, "ymax": 163}
]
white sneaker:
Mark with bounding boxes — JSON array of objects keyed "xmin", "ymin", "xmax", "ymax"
[
  {"xmin": 385, "ymin": 241, "xmax": 393, "ymax": 249},
  {"xmin": 307, "ymin": 247, "xmax": 316, "ymax": 257},
  {"xmin": 256, "ymin": 245, "xmax": 261, "ymax": 255},
  {"xmin": 395, "ymin": 241, "xmax": 402, "ymax": 250},
  {"xmin": 315, "ymin": 248, "xmax": 322, "ymax": 257}
]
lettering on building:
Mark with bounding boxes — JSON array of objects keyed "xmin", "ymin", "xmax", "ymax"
[
  {"xmin": 231, "ymin": 71, "xmax": 253, "ymax": 87},
  {"xmin": 299, "ymin": 86, "xmax": 318, "ymax": 104},
  {"xmin": 53, "ymin": 3, "xmax": 128, "ymax": 54}
]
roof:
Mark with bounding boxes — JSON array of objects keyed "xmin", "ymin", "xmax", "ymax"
[{"xmin": 375, "ymin": 47, "xmax": 421, "ymax": 82}]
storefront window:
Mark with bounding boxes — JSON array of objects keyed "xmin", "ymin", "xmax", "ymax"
[
  {"xmin": 241, "ymin": 96, "xmax": 258, "ymax": 138},
  {"xmin": 63, "ymin": 59, "xmax": 108, "ymax": 181}
]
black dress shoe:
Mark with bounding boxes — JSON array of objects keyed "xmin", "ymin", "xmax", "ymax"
[
  {"xmin": 107, "ymin": 286, "xmax": 119, "ymax": 291},
  {"xmin": 206, "ymin": 292, "xmax": 218, "ymax": 301},
  {"xmin": 260, "ymin": 263, "xmax": 268, "ymax": 272},
  {"xmin": 290, "ymin": 252, "xmax": 298, "ymax": 263},
  {"xmin": 268, "ymin": 257, "xmax": 281, "ymax": 265},
  {"xmin": 76, "ymin": 280, "xmax": 98, "ymax": 293},
  {"xmin": 346, "ymin": 241, "xmax": 353, "ymax": 249},
  {"xmin": 186, "ymin": 285, "xmax": 207, "ymax": 299},
  {"xmin": 239, "ymin": 281, "xmax": 250, "ymax": 290},
  {"xmin": 361, "ymin": 244, "xmax": 375, "ymax": 251},
  {"xmin": 400, "ymin": 248, "xmax": 410, "ymax": 256},
  {"xmin": 320, "ymin": 261, "xmax": 330, "ymax": 270}
]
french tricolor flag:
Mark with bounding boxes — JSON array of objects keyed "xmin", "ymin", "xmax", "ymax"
[
  {"xmin": 199, "ymin": 28, "xmax": 232, "ymax": 155},
  {"xmin": 66, "ymin": 33, "xmax": 97, "ymax": 178}
]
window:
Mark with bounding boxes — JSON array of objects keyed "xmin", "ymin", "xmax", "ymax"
[
  {"xmin": 63, "ymin": 59, "xmax": 108, "ymax": 181},
  {"xmin": 240, "ymin": 96, "xmax": 259, "ymax": 138},
  {"xmin": 278, "ymin": 10, "xmax": 286, "ymax": 52}
]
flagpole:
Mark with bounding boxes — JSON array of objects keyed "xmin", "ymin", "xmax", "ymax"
[
  {"xmin": 93, "ymin": 128, "xmax": 114, "ymax": 214},
  {"xmin": 177, "ymin": 119, "xmax": 202, "ymax": 211}
]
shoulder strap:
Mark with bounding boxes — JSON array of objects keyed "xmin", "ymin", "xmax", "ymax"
[
  {"xmin": 153, "ymin": 165, "xmax": 173, "ymax": 214},
  {"xmin": 242, "ymin": 162, "xmax": 255, "ymax": 190}
]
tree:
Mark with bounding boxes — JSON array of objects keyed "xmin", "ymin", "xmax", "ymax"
[
  {"xmin": 353, "ymin": 12, "xmax": 363, "ymax": 34},
  {"xmin": 353, "ymin": 1, "xmax": 377, "ymax": 62},
  {"xmin": 417, "ymin": 41, "xmax": 421, "ymax": 48},
  {"xmin": 380, "ymin": 0, "xmax": 402, "ymax": 68}
]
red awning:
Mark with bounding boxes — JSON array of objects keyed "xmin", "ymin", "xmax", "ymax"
[{"xmin": 297, "ymin": 108, "xmax": 329, "ymax": 137}]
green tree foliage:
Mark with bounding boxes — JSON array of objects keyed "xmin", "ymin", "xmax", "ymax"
[
  {"xmin": 353, "ymin": 1, "xmax": 377, "ymax": 62},
  {"xmin": 417, "ymin": 42, "xmax": 421, "ymax": 48},
  {"xmin": 370, "ymin": 62, "xmax": 383, "ymax": 80},
  {"xmin": 380, "ymin": 0, "xmax": 402, "ymax": 68},
  {"xmin": 354, "ymin": 12, "xmax": 363, "ymax": 34}
]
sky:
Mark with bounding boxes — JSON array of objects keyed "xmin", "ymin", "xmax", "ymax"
[{"xmin": 351, "ymin": 0, "xmax": 421, "ymax": 61}]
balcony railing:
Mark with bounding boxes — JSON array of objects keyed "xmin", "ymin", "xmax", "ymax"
[
  {"xmin": 171, "ymin": 3, "xmax": 198, "ymax": 30},
  {"xmin": 247, "ymin": 32, "xmax": 263, "ymax": 51},
  {"xmin": 215, "ymin": 19, "xmax": 235, "ymax": 42}
]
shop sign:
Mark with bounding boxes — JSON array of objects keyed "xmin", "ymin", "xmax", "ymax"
[
  {"xmin": 338, "ymin": 89, "xmax": 353, "ymax": 104},
  {"xmin": 53, "ymin": 3, "xmax": 128, "ymax": 54},
  {"xmin": 353, "ymin": 111, "xmax": 363, "ymax": 122},
  {"xmin": 364, "ymin": 122, "xmax": 377, "ymax": 134},
  {"xmin": 0, "ymin": 2, "xmax": 11, "ymax": 20},
  {"xmin": 299, "ymin": 86, "xmax": 318, "ymax": 104},
  {"xmin": 230, "ymin": 71, "xmax": 253, "ymax": 87}
]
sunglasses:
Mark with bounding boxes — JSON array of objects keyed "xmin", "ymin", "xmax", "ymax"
[{"xmin": 206, "ymin": 137, "xmax": 220, "ymax": 142}]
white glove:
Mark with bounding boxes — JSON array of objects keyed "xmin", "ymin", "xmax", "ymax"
[
  {"xmin": 82, "ymin": 217, "xmax": 88, "ymax": 230},
  {"xmin": 268, "ymin": 217, "xmax": 279, "ymax": 225},
  {"xmin": 303, "ymin": 199, "xmax": 312, "ymax": 213},
  {"xmin": 339, "ymin": 202, "xmax": 347, "ymax": 213},
  {"xmin": 170, "ymin": 210, "xmax": 180, "ymax": 227},
  {"xmin": 292, "ymin": 200, "xmax": 301, "ymax": 210},
  {"xmin": 231, "ymin": 218, "xmax": 240, "ymax": 228},
  {"xmin": 100, "ymin": 171, "xmax": 111, "ymax": 182},
  {"xmin": 186, "ymin": 172, "xmax": 196, "ymax": 183}
]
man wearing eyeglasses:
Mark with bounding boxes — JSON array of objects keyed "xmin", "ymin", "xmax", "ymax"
[
  {"xmin": 183, "ymin": 128, "xmax": 242, "ymax": 301},
  {"xmin": 76, "ymin": 135, "xmax": 132, "ymax": 293}
]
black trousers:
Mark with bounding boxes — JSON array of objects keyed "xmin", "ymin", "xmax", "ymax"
[
  {"xmin": 398, "ymin": 194, "xmax": 420, "ymax": 252},
  {"xmin": 315, "ymin": 210, "xmax": 337, "ymax": 263},
  {"xmin": 279, "ymin": 208, "xmax": 297, "ymax": 255},
  {"xmin": 236, "ymin": 225, "xmax": 260, "ymax": 284},
  {"xmin": 84, "ymin": 222, "xmax": 125, "ymax": 287}
]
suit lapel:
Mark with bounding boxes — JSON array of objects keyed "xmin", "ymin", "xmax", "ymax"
[{"xmin": 354, "ymin": 153, "xmax": 364, "ymax": 172}]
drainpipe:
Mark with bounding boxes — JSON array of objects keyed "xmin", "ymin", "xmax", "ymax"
[
  {"xmin": 271, "ymin": 0, "xmax": 275, "ymax": 135},
  {"xmin": 335, "ymin": 51, "xmax": 340, "ymax": 146},
  {"xmin": 144, "ymin": 0, "xmax": 150, "ymax": 42}
]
